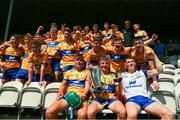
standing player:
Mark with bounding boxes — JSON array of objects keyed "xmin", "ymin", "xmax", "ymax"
[
  {"xmin": 104, "ymin": 34, "xmax": 158, "ymax": 73},
  {"xmin": 26, "ymin": 40, "xmax": 52, "ymax": 88},
  {"xmin": 51, "ymin": 29, "xmax": 78, "ymax": 73},
  {"xmin": 133, "ymin": 24, "xmax": 149, "ymax": 41},
  {"xmin": 131, "ymin": 38, "xmax": 163, "ymax": 72},
  {"xmin": 45, "ymin": 27, "xmax": 61, "ymax": 81},
  {"xmin": 85, "ymin": 38, "xmax": 106, "ymax": 69},
  {"xmin": 0, "ymin": 35, "xmax": 23, "ymax": 84},
  {"xmin": 15, "ymin": 33, "xmax": 33, "ymax": 84}
]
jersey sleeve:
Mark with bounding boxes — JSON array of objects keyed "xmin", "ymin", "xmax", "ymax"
[
  {"xmin": 28, "ymin": 53, "xmax": 33, "ymax": 63},
  {"xmin": 142, "ymin": 69, "xmax": 147, "ymax": 77},
  {"xmin": 63, "ymin": 70, "xmax": 70, "ymax": 81},
  {"xmin": 55, "ymin": 43, "xmax": 61, "ymax": 51}
]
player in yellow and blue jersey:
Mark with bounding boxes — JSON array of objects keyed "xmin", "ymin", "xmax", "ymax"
[
  {"xmin": 0, "ymin": 35, "xmax": 23, "ymax": 84},
  {"xmin": 46, "ymin": 54, "xmax": 91, "ymax": 119}
]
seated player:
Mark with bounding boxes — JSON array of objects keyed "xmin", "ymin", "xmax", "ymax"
[
  {"xmin": 122, "ymin": 57, "xmax": 174, "ymax": 119},
  {"xmin": 87, "ymin": 55, "xmax": 126, "ymax": 119},
  {"xmin": 46, "ymin": 54, "xmax": 91, "ymax": 119}
]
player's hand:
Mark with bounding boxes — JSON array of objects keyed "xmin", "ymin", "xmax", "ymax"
[
  {"xmin": 39, "ymin": 81, "xmax": 47, "ymax": 86},
  {"xmin": 38, "ymin": 26, "xmax": 44, "ymax": 31},
  {"xmin": 151, "ymin": 34, "xmax": 158, "ymax": 41},
  {"xmin": 151, "ymin": 81, "xmax": 160, "ymax": 91}
]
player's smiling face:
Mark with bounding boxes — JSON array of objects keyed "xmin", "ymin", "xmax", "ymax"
[
  {"xmin": 100, "ymin": 60, "xmax": 110, "ymax": 73},
  {"xmin": 9, "ymin": 36, "xmax": 19, "ymax": 47},
  {"xmin": 75, "ymin": 59, "xmax": 85, "ymax": 70},
  {"xmin": 114, "ymin": 40, "xmax": 123, "ymax": 49},
  {"xmin": 64, "ymin": 31, "xmax": 71, "ymax": 42},
  {"xmin": 134, "ymin": 40, "xmax": 143, "ymax": 49}
]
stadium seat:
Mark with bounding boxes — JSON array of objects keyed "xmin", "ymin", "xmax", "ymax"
[
  {"xmin": 174, "ymin": 75, "xmax": 180, "ymax": 86},
  {"xmin": 150, "ymin": 91, "xmax": 176, "ymax": 114},
  {"xmin": 41, "ymin": 82, "xmax": 61, "ymax": 119},
  {"xmin": 158, "ymin": 73, "xmax": 174, "ymax": 83},
  {"xmin": 158, "ymin": 81, "xmax": 175, "ymax": 93},
  {"xmin": 101, "ymin": 109, "xmax": 113, "ymax": 114},
  {"xmin": 151, "ymin": 91, "xmax": 176, "ymax": 114},
  {"xmin": 17, "ymin": 82, "xmax": 43, "ymax": 119},
  {"xmin": 158, "ymin": 74, "xmax": 175, "ymax": 92},
  {"xmin": 162, "ymin": 68, "xmax": 175, "ymax": 75},
  {"xmin": 42, "ymin": 82, "xmax": 61, "ymax": 109},
  {"xmin": 175, "ymin": 85, "xmax": 180, "ymax": 114},
  {"xmin": 175, "ymin": 68, "xmax": 180, "ymax": 75},
  {"xmin": 163, "ymin": 64, "xmax": 176, "ymax": 70},
  {"xmin": 0, "ymin": 81, "xmax": 23, "ymax": 108}
]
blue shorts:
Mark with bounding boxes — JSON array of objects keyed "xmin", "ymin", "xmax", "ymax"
[
  {"xmin": 94, "ymin": 97, "xmax": 117, "ymax": 108},
  {"xmin": 16, "ymin": 69, "xmax": 28, "ymax": 81},
  {"xmin": 33, "ymin": 74, "xmax": 52, "ymax": 82},
  {"xmin": 50, "ymin": 58, "xmax": 61, "ymax": 72},
  {"xmin": 62, "ymin": 65, "xmax": 75, "ymax": 72},
  {"xmin": 126, "ymin": 95, "xmax": 155, "ymax": 110},
  {"xmin": 1, "ymin": 68, "xmax": 19, "ymax": 80}
]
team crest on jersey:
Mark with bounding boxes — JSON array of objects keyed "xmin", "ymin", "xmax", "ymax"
[
  {"xmin": 129, "ymin": 80, "xmax": 136, "ymax": 85},
  {"xmin": 9, "ymin": 56, "xmax": 15, "ymax": 60}
]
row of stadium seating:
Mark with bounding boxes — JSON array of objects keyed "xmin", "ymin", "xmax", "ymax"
[
  {"xmin": 152, "ymin": 64, "xmax": 180, "ymax": 117},
  {"xmin": 0, "ymin": 64, "xmax": 180, "ymax": 119}
]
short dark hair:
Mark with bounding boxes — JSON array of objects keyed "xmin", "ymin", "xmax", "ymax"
[
  {"xmin": 65, "ymin": 28, "xmax": 72, "ymax": 33},
  {"xmin": 113, "ymin": 37, "xmax": 123, "ymax": 42},
  {"xmin": 75, "ymin": 53, "xmax": 85, "ymax": 61},
  {"xmin": 134, "ymin": 37, "xmax": 143, "ymax": 42},
  {"xmin": 9, "ymin": 34, "xmax": 19, "ymax": 41},
  {"xmin": 125, "ymin": 56, "xmax": 134, "ymax": 62}
]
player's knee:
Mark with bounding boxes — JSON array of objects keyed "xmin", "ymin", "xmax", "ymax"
[
  {"xmin": 116, "ymin": 109, "xmax": 127, "ymax": 119},
  {"xmin": 167, "ymin": 112, "xmax": 174, "ymax": 119},
  {"xmin": 87, "ymin": 108, "xmax": 97, "ymax": 117},
  {"xmin": 46, "ymin": 108, "xmax": 56, "ymax": 118},
  {"xmin": 161, "ymin": 108, "xmax": 174, "ymax": 119},
  {"xmin": 127, "ymin": 111, "xmax": 138, "ymax": 119},
  {"xmin": 77, "ymin": 110, "xmax": 87, "ymax": 118}
]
